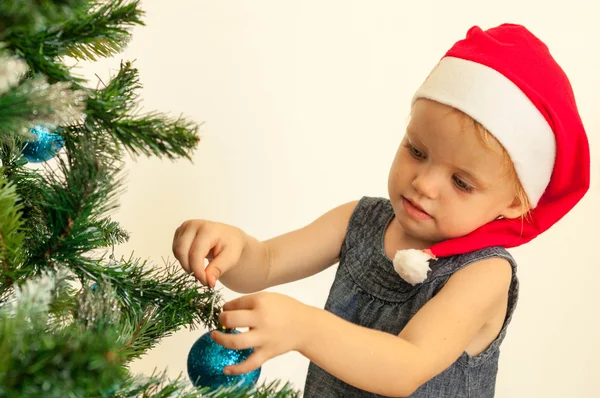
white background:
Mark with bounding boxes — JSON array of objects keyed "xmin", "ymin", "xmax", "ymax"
[{"xmin": 78, "ymin": 1, "xmax": 600, "ymax": 396}]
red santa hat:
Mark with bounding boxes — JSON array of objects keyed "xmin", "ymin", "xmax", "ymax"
[{"xmin": 394, "ymin": 23, "xmax": 590, "ymax": 285}]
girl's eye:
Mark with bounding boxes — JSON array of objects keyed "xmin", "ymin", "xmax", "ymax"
[
  {"xmin": 453, "ymin": 175, "xmax": 474, "ymax": 193},
  {"xmin": 405, "ymin": 143, "xmax": 425, "ymax": 159}
]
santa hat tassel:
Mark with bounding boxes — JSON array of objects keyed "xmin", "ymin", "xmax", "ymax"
[{"xmin": 393, "ymin": 249, "xmax": 438, "ymax": 285}]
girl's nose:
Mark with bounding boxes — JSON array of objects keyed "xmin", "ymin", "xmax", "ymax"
[{"xmin": 412, "ymin": 169, "xmax": 439, "ymax": 200}]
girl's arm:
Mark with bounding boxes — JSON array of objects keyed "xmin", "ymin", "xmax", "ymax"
[
  {"xmin": 174, "ymin": 200, "xmax": 358, "ymax": 293},
  {"xmin": 218, "ymin": 200, "xmax": 359, "ymax": 293}
]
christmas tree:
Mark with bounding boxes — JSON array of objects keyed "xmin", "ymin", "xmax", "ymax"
[{"xmin": 0, "ymin": 1, "xmax": 299, "ymax": 397}]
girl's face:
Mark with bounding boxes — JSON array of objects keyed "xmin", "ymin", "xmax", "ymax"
[{"xmin": 387, "ymin": 99, "xmax": 525, "ymax": 249}]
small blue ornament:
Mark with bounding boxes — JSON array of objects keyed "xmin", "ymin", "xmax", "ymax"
[
  {"xmin": 22, "ymin": 124, "xmax": 64, "ymax": 163},
  {"xmin": 187, "ymin": 328, "xmax": 260, "ymax": 390}
]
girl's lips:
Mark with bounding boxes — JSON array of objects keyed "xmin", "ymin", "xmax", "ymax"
[{"xmin": 402, "ymin": 196, "xmax": 432, "ymax": 220}]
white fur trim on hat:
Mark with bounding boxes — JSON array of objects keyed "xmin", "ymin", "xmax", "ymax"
[
  {"xmin": 412, "ymin": 56, "xmax": 556, "ymax": 208},
  {"xmin": 393, "ymin": 249, "xmax": 436, "ymax": 285}
]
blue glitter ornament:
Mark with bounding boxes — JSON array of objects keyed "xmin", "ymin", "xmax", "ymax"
[
  {"xmin": 187, "ymin": 328, "xmax": 261, "ymax": 390},
  {"xmin": 22, "ymin": 124, "xmax": 64, "ymax": 163}
]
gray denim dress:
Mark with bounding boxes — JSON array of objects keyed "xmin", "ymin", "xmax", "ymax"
[{"xmin": 303, "ymin": 196, "xmax": 519, "ymax": 397}]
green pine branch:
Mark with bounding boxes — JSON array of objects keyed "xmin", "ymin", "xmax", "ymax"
[
  {"xmin": 4, "ymin": 135, "xmax": 213, "ymax": 356},
  {"xmin": 0, "ymin": 55, "xmax": 86, "ymax": 139},
  {"xmin": 0, "ymin": 0, "xmax": 301, "ymax": 396},
  {"xmin": 0, "ymin": 268, "xmax": 302, "ymax": 398},
  {"xmin": 61, "ymin": 0, "xmax": 144, "ymax": 61},
  {"xmin": 85, "ymin": 61, "xmax": 201, "ymax": 160},
  {"xmin": 0, "ymin": 174, "xmax": 26, "ymax": 296},
  {"xmin": 3, "ymin": 0, "xmax": 143, "ymax": 83},
  {"xmin": 0, "ymin": 0, "xmax": 89, "ymax": 38},
  {"xmin": 2, "ymin": 1, "xmax": 199, "ymax": 160},
  {"xmin": 79, "ymin": 257, "xmax": 224, "ymax": 360},
  {"xmin": 22, "ymin": 140, "xmax": 124, "ymax": 272},
  {"xmin": 0, "ymin": 75, "xmax": 62, "ymax": 135},
  {"xmin": 0, "ymin": 271, "xmax": 130, "ymax": 398},
  {"xmin": 2, "ymin": 165, "xmax": 48, "ymax": 247},
  {"xmin": 98, "ymin": 218, "xmax": 130, "ymax": 246},
  {"xmin": 16, "ymin": 0, "xmax": 143, "ymax": 62}
]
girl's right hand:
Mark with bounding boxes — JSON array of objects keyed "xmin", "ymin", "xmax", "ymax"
[{"xmin": 172, "ymin": 219, "xmax": 247, "ymax": 288}]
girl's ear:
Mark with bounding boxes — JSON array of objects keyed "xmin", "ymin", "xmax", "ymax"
[{"xmin": 500, "ymin": 197, "xmax": 527, "ymax": 219}]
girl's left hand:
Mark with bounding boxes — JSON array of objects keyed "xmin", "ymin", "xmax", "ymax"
[{"xmin": 211, "ymin": 291, "xmax": 313, "ymax": 375}]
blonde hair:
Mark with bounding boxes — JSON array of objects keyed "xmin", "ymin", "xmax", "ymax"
[{"xmin": 461, "ymin": 113, "xmax": 532, "ymax": 221}]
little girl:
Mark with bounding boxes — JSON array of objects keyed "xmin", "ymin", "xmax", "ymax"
[{"xmin": 173, "ymin": 24, "xmax": 590, "ymax": 397}]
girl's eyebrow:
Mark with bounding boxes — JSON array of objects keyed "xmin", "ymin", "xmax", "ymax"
[{"xmin": 406, "ymin": 130, "xmax": 426, "ymax": 146}]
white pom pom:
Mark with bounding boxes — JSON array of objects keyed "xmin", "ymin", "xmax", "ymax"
[{"xmin": 393, "ymin": 249, "xmax": 435, "ymax": 285}]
